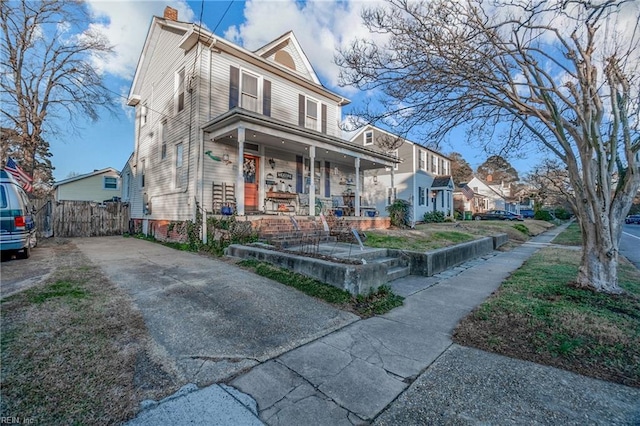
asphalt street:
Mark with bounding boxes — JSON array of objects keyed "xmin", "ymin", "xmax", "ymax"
[{"xmin": 620, "ymin": 223, "xmax": 640, "ymax": 270}]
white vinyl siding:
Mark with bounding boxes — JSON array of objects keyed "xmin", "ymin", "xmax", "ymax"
[
  {"xmin": 209, "ymin": 53, "xmax": 341, "ymax": 136},
  {"xmin": 55, "ymin": 172, "xmax": 121, "ymax": 202}
]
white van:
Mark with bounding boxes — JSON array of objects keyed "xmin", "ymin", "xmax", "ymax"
[{"xmin": 1, "ymin": 169, "xmax": 36, "ymax": 259}]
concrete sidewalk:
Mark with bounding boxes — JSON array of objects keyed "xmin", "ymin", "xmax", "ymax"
[{"xmin": 126, "ymin": 224, "xmax": 640, "ymax": 425}]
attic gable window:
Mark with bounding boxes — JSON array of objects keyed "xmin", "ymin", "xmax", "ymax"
[
  {"xmin": 364, "ymin": 131, "xmax": 373, "ymax": 146},
  {"xmin": 176, "ymin": 68, "xmax": 185, "ymax": 113}
]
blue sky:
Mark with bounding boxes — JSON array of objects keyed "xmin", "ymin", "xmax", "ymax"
[{"xmin": 49, "ymin": 0, "xmax": 542, "ymax": 181}]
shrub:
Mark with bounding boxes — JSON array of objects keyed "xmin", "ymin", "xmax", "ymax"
[
  {"xmin": 534, "ymin": 210, "xmax": 553, "ymax": 221},
  {"xmin": 386, "ymin": 199, "xmax": 412, "ymax": 228},
  {"xmin": 554, "ymin": 208, "xmax": 572, "ymax": 220},
  {"xmin": 423, "ymin": 211, "xmax": 445, "ymax": 223},
  {"xmin": 513, "ymin": 223, "xmax": 530, "ymax": 235}
]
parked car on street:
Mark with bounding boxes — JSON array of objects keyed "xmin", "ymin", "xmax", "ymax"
[
  {"xmin": 520, "ymin": 209, "xmax": 535, "ymax": 218},
  {"xmin": 473, "ymin": 210, "xmax": 523, "ymax": 221},
  {"xmin": 1, "ymin": 169, "xmax": 36, "ymax": 259},
  {"xmin": 625, "ymin": 214, "xmax": 640, "ymax": 224}
]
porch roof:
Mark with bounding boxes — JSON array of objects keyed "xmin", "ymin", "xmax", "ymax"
[{"xmin": 202, "ymin": 108, "xmax": 400, "ymax": 170}]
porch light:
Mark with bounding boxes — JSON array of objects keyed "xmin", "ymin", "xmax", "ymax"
[
  {"xmin": 373, "ymin": 175, "xmax": 378, "ymax": 184},
  {"xmin": 268, "ymin": 158, "xmax": 276, "ymax": 169}
]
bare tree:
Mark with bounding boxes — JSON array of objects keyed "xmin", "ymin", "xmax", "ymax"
[
  {"xmin": 1, "ymin": 0, "xmax": 115, "ymax": 187},
  {"xmin": 526, "ymin": 159, "xmax": 574, "ymax": 210},
  {"xmin": 337, "ymin": 0, "xmax": 640, "ymax": 293}
]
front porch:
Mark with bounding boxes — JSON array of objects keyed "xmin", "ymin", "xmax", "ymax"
[{"xmin": 200, "ymin": 108, "xmax": 398, "ymax": 219}]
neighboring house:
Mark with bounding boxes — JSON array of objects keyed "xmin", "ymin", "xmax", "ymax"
[
  {"xmin": 349, "ymin": 125, "xmax": 454, "ymax": 223},
  {"xmin": 126, "ymin": 7, "xmax": 397, "ymax": 232},
  {"xmin": 454, "ymin": 176, "xmax": 519, "ymax": 215},
  {"xmin": 54, "ymin": 167, "xmax": 121, "ymax": 202},
  {"xmin": 120, "ymin": 152, "xmax": 134, "ymax": 203}
]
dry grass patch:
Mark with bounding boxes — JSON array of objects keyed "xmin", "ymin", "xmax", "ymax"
[
  {"xmin": 454, "ymin": 247, "xmax": 640, "ymax": 387},
  {"xmin": 1, "ymin": 241, "xmax": 179, "ymax": 425}
]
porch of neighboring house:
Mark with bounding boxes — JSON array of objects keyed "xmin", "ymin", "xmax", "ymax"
[{"xmin": 201, "ymin": 109, "xmax": 397, "ymax": 221}]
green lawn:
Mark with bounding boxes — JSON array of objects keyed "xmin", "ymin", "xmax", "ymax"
[
  {"xmin": 552, "ymin": 222, "xmax": 582, "ymax": 246},
  {"xmin": 454, "ymin": 247, "xmax": 640, "ymax": 387}
]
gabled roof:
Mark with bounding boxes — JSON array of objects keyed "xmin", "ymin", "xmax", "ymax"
[
  {"xmin": 432, "ymin": 176, "xmax": 453, "ymax": 188},
  {"xmin": 128, "ymin": 17, "xmax": 348, "ymax": 106},
  {"xmin": 253, "ymin": 31, "xmax": 320, "ymax": 85},
  {"xmin": 54, "ymin": 167, "xmax": 120, "ymax": 187},
  {"xmin": 348, "ymin": 124, "xmax": 450, "ymax": 159}
]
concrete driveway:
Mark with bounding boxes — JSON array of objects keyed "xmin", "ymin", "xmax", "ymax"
[{"xmin": 73, "ymin": 236, "xmax": 358, "ymax": 386}]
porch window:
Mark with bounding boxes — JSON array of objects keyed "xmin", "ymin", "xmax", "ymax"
[
  {"xmin": 174, "ymin": 143, "xmax": 183, "ymax": 188},
  {"xmin": 241, "ymin": 72, "xmax": 258, "ymax": 112},
  {"xmin": 176, "ymin": 68, "xmax": 185, "ymax": 113}
]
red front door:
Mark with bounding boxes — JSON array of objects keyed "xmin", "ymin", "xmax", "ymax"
[{"xmin": 243, "ymin": 155, "xmax": 259, "ymax": 212}]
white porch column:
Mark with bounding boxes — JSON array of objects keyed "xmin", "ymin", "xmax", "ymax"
[
  {"xmin": 354, "ymin": 157, "xmax": 361, "ymax": 216},
  {"xmin": 237, "ymin": 127, "xmax": 245, "ymax": 216},
  {"xmin": 309, "ymin": 146, "xmax": 316, "ymax": 217},
  {"xmin": 390, "ymin": 166, "xmax": 395, "ymax": 203}
]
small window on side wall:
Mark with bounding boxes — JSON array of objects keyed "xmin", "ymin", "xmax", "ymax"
[{"xmin": 104, "ymin": 176, "xmax": 118, "ymax": 190}]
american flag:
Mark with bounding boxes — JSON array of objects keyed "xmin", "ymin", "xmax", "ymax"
[
  {"xmin": 461, "ymin": 184, "xmax": 474, "ymax": 200},
  {"xmin": 5, "ymin": 157, "xmax": 33, "ymax": 192}
]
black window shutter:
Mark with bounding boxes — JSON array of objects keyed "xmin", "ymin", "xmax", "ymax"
[
  {"xmin": 296, "ymin": 156, "xmax": 303, "ymax": 193},
  {"xmin": 263, "ymin": 79, "xmax": 271, "ymax": 117},
  {"xmin": 298, "ymin": 94, "xmax": 305, "ymax": 126},
  {"xmin": 229, "ymin": 66, "xmax": 239, "ymax": 109},
  {"xmin": 324, "ymin": 161, "xmax": 330, "ymax": 197},
  {"xmin": 321, "ymin": 104, "xmax": 327, "ymax": 134}
]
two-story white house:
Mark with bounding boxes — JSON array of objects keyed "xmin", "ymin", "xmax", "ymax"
[
  {"xmin": 455, "ymin": 176, "xmax": 520, "ymax": 215},
  {"xmin": 126, "ymin": 7, "xmax": 398, "ymax": 235},
  {"xmin": 349, "ymin": 125, "xmax": 454, "ymax": 223}
]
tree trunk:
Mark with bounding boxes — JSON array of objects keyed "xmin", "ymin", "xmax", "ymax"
[
  {"xmin": 577, "ymin": 244, "xmax": 621, "ymax": 294},
  {"xmin": 576, "ymin": 215, "xmax": 623, "ymax": 294}
]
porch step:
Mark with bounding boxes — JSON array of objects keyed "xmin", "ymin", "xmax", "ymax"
[
  {"xmin": 371, "ymin": 256, "xmax": 407, "ymax": 269},
  {"xmin": 387, "ymin": 265, "xmax": 411, "ymax": 281}
]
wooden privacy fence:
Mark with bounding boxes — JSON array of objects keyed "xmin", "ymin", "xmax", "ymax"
[{"xmin": 33, "ymin": 199, "xmax": 130, "ymax": 238}]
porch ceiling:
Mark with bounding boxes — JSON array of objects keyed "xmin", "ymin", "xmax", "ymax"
[{"xmin": 202, "ymin": 108, "xmax": 398, "ymax": 170}]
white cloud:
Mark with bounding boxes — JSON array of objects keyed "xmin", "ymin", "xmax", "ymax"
[
  {"xmin": 223, "ymin": 0, "xmax": 385, "ymax": 92},
  {"xmin": 85, "ymin": 0, "xmax": 195, "ymax": 79}
]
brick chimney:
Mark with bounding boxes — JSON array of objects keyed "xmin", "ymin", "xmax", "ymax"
[
  {"xmin": 486, "ymin": 174, "xmax": 493, "ymax": 182},
  {"xmin": 164, "ymin": 6, "xmax": 178, "ymax": 21}
]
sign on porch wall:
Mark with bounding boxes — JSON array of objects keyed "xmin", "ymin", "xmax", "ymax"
[{"xmin": 277, "ymin": 171, "xmax": 293, "ymax": 180}]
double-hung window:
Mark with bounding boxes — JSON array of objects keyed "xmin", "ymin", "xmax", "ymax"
[
  {"xmin": 241, "ymin": 72, "xmax": 258, "ymax": 112},
  {"xmin": 176, "ymin": 68, "xmax": 185, "ymax": 113},
  {"xmin": 418, "ymin": 150, "xmax": 426, "ymax": 170},
  {"xmin": 160, "ymin": 121, "xmax": 167, "ymax": 160},
  {"xmin": 104, "ymin": 176, "xmax": 118, "ymax": 190},
  {"xmin": 432, "ymin": 155, "xmax": 437, "ymax": 173},
  {"xmin": 174, "ymin": 143, "xmax": 183, "ymax": 189},
  {"xmin": 306, "ymin": 98, "xmax": 318, "ymax": 129}
]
